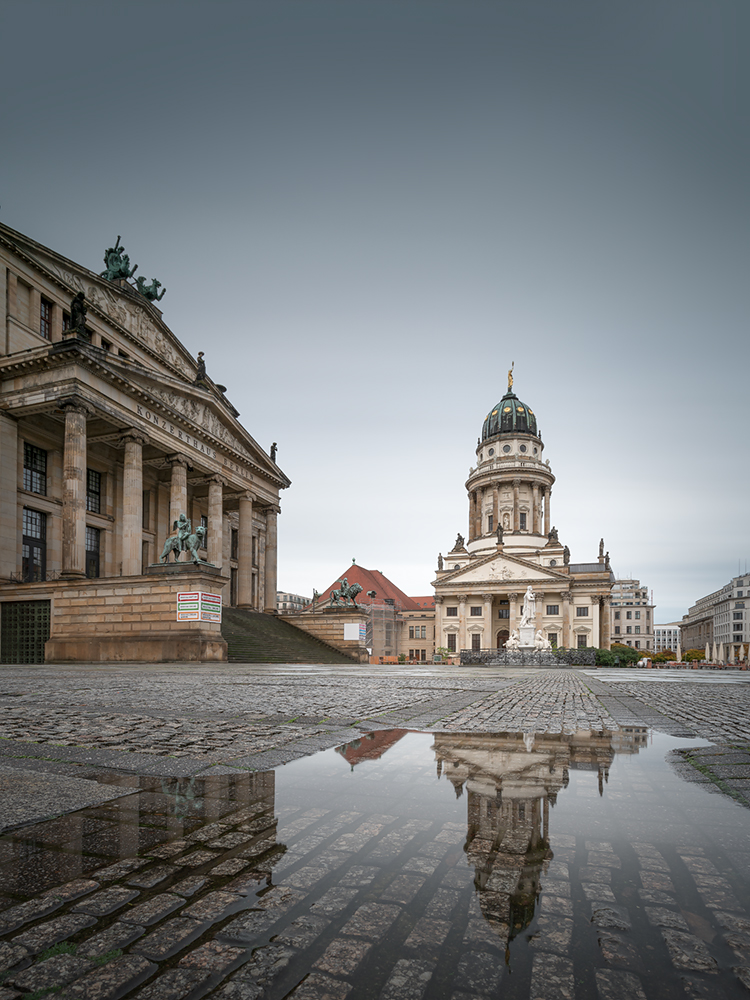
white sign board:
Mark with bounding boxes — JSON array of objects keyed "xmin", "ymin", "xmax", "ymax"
[
  {"xmin": 343, "ymin": 622, "xmax": 365, "ymax": 641},
  {"xmin": 177, "ymin": 591, "xmax": 222, "ymax": 623}
]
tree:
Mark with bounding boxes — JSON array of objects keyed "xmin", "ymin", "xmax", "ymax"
[
  {"xmin": 610, "ymin": 643, "xmax": 642, "ymax": 665},
  {"xmin": 683, "ymin": 648, "xmax": 704, "ymax": 662}
]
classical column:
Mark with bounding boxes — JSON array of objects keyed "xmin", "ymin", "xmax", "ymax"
[
  {"xmin": 264, "ymin": 506, "xmax": 279, "ymax": 613},
  {"xmin": 599, "ymin": 596, "xmax": 611, "ymax": 649},
  {"xmin": 434, "ymin": 596, "xmax": 443, "ymax": 651},
  {"xmin": 544, "ymin": 487, "xmax": 551, "ymax": 537},
  {"xmin": 237, "ymin": 492, "xmax": 254, "ymax": 608},
  {"xmin": 492, "ymin": 488, "xmax": 499, "ymax": 536},
  {"xmin": 532, "ymin": 484, "xmax": 540, "ymax": 534},
  {"xmin": 508, "ymin": 591, "xmax": 518, "ymax": 638},
  {"xmin": 512, "ymin": 479, "xmax": 521, "ymax": 532},
  {"xmin": 468, "ymin": 492, "xmax": 476, "ymax": 541},
  {"xmin": 207, "ymin": 476, "xmax": 225, "ymax": 568},
  {"xmin": 60, "ymin": 398, "xmax": 92, "ymax": 578},
  {"xmin": 562, "ymin": 590, "xmax": 573, "ymax": 648},
  {"xmin": 120, "ymin": 430, "xmax": 148, "ymax": 576},
  {"xmin": 167, "ymin": 454, "xmax": 189, "ymax": 530},
  {"xmin": 476, "ymin": 488, "xmax": 484, "ymax": 537},
  {"xmin": 483, "ymin": 594, "xmax": 493, "ymax": 649},
  {"xmin": 458, "ymin": 594, "xmax": 467, "ymax": 651}
]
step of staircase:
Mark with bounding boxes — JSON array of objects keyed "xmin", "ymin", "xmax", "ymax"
[{"xmin": 221, "ymin": 607, "xmax": 356, "ymax": 664}]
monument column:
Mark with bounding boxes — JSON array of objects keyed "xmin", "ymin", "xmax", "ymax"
[
  {"xmin": 120, "ymin": 430, "xmax": 148, "ymax": 576},
  {"xmin": 167, "ymin": 454, "xmax": 189, "ymax": 529},
  {"xmin": 60, "ymin": 398, "xmax": 92, "ymax": 578},
  {"xmin": 237, "ymin": 492, "xmax": 254, "ymax": 608},
  {"xmin": 264, "ymin": 507, "xmax": 279, "ymax": 613},
  {"xmin": 513, "ymin": 479, "xmax": 521, "ymax": 532},
  {"xmin": 207, "ymin": 476, "xmax": 225, "ymax": 569},
  {"xmin": 544, "ymin": 487, "xmax": 551, "ymax": 537},
  {"xmin": 532, "ymin": 484, "xmax": 540, "ymax": 534},
  {"xmin": 458, "ymin": 594, "xmax": 467, "ymax": 651}
]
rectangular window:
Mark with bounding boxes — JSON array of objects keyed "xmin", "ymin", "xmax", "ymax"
[
  {"xmin": 626, "ymin": 611, "xmax": 632, "ymax": 619},
  {"xmin": 446, "ymin": 607, "xmax": 458, "ymax": 617},
  {"xmin": 470, "ymin": 606, "xmax": 482, "ymax": 616},
  {"xmin": 635, "ymin": 641, "xmax": 640, "ymax": 649},
  {"xmin": 519, "ymin": 512, "xmax": 527, "ymax": 530},
  {"xmin": 409, "ymin": 626, "xmax": 415, "ymax": 639},
  {"xmin": 635, "ymin": 626, "xmax": 640, "ymax": 634},
  {"xmin": 22, "ymin": 508, "xmax": 46, "ymax": 582},
  {"xmin": 421, "ymin": 649, "xmax": 426, "ymax": 662},
  {"xmin": 85, "ymin": 526, "xmax": 100, "ymax": 579},
  {"xmin": 86, "ymin": 469, "xmax": 101, "ymax": 513},
  {"xmin": 231, "ymin": 529, "xmax": 238, "ymax": 560},
  {"xmin": 635, "ymin": 610, "xmax": 641, "ymax": 619},
  {"xmin": 546, "ymin": 605, "xmax": 559, "ymax": 616},
  {"xmin": 614, "ymin": 611, "xmax": 620, "ymax": 620},
  {"xmin": 409, "ymin": 649, "xmax": 414, "ymax": 660},
  {"xmin": 447, "ymin": 633, "xmax": 456, "ymax": 652},
  {"xmin": 23, "ymin": 443, "xmax": 47, "ymax": 495},
  {"xmin": 142, "ymin": 540, "xmax": 149, "ymax": 573},
  {"xmin": 252, "ymin": 535, "xmax": 258, "ymax": 567},
  {"xmin": 100, "ymin": 338, "xmax": 111, "ymax": 352},
  {"xmin": 736, "ymin": 602, "xmax": 745, "ymax": 609},
  {"xmin": 40, "ymin": 298, "xmax": 52, "ymax": 338},
  {"xmin": 614, "ymin": 626, "xmax": 621, "ymax": 634},
  {"xmin": 626, "ymin": 626, "xmax": 632, "ymax": 634},
  {"xmin": 488, "ymin": 514, "xmax": 493, "ymax": 532},
  {"xmin": 576, "ymin": 607, "xmax": 589, "ymax": 617},
  {"xmin": 734, "ymin": 612, "xmax": 744, "ymax": 620},
  {"xmin": 420, "ymin": 625, "xmax": 426, "ymax": 639},
  {"xmin": 577, "ymin": 635, "xmax": 587, "ymax": 648},
  {"xmin": 471, "ymin": 634, "xmax": 481, "ymax": 651},
  {"xmin": 548, "ymin": 633, "xmax": 558, "ymax": 648},
  {"xmin": 498, "ymin": 608, "xmax": 510, "ymax": 619},
  {"xmin": 142, "ymin": 490, "xmax": 150, "ymax": 530}
]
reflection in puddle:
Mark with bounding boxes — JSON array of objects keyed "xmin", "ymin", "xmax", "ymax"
[{"xmin": 1, "ymin": 727, "xmax": 750, "ymax": 999}]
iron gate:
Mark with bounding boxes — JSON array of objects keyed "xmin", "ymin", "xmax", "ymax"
[{"xmin": 1, "ymin": 600, "xmax": 51, "ymax": 664}]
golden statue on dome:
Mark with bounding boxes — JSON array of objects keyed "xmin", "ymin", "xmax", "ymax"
[{"xmin": 507, "ymin": 360, "xmax": 514, "ymax": 391}]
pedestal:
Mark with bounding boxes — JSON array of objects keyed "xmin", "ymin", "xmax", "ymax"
[{"xmin": 518, "ymin": 625, "xmax": 536, "ymax": 649}]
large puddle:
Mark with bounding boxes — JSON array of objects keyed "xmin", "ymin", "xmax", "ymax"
[{"xmin": 1, "ymin": 727, "xmax": 750, "ymax": 999}]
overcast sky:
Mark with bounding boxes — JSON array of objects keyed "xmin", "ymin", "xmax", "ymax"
[{"xmin": 2, "ymin": 1, "xmax": 748, "ymax": 623}]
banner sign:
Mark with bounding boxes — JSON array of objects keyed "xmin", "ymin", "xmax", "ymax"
[{"xmin": 177, "ymin": 591, "xmax": 222, "ymax": 623}]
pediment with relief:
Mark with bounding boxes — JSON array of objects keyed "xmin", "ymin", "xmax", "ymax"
[{"xmin": 439, "ymin": 553, "xmax": 566, "ymax": 586}]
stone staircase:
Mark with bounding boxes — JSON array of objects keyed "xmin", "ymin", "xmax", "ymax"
[{"xmin": 221, "ymin": 607, "xmax": 356, "ymax": 663}]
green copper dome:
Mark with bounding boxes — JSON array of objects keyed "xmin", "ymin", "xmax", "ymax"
[{"xmin": 482, "ymin": 390, "xmax": 539, "ymax": 441}]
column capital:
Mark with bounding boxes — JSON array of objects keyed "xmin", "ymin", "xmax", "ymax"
[
  {"xmin": 508, "ymin": 592, "xmax": 518, "ymax": 601},
  {"xmin": 118, "ymin": 428, "xmax": 150, "ymax": 447},
  {"xmin": 457, "ymin": 593, "xmax": 468, "ymax": 604},
  {"xmin": 167, "ymin": 452, "xmax": 190, "ymax": 468},
  {"xmin": 562, "ymin": 590, "xmax": 574, "ymax": 602},
  {"xmin": 265, "ymin": 504, "xmax": 281, "ymax": 517},
  {"xmin": 434, "ymin": 595, "xmax": 444, "ymax": 605},
  {"xmin": 58, "ymin": 396, "xmax": 94, "ymax": 417},
  {"xmin": 207, "ymin": 474, "xmax": 228, "ymax": 488},
  {"xmin": 512, "ymin": 477, "xmax": 521, "ymax": 486},
  {"xmin": 238, "ymin": 490, "xmax": 255, "ymax": 503},
  {"xmin": 481, "ymin": 594, "xmax": 493, "ymax": 603}
]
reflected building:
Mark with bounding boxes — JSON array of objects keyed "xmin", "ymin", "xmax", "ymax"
[{"xmin": 433, "ymin": 730, "xmax": 642, "ymax": 942}]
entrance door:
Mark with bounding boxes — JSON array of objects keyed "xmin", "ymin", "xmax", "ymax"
[
  {"xmin": 497, "ymin": 629, "xmax": 509, "ymax": 648},
  {"xmin": 1, "ymin": 601, "xmax": 51, "ymax": 664}
]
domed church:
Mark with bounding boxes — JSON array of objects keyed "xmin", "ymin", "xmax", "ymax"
[{"xmin": 433, "ymin": 371, "xmax": 613, "ymax": 655}]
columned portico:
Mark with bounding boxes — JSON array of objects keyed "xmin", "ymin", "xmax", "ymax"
[
  {"xmin": 237, "ymin": 492, "xmax": 254, "ymax": 608},
  {"xmin": 121, "ymin": 430, "xmax": 148, "ymax": 576},
  {"xmin": 60, "ymin": 398, "xmax": 92, "ymax": 578},
  {"xmin": 264, "ymin": 506, "xmax": 279, "ymax": 613}
]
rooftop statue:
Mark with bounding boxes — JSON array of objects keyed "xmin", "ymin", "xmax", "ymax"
[
  {"xmin": 507, "ymin": 360, "xmax": 514, "ymax": 391},
  {"xmin": 563, "ymin": 545, "xmax": 570, "ymax": 565},
  {"xmin": 270, "ymin": 442, "xmax": 278, "ymax": 462},
  {"xmin": 496, "ymin": 525, "xmax": 503, "ymax": 543},
  {"xmin": 136, "ymin": 276, "xmax": 166, "ymax": 302},
  {"xmin": 69, "ymin": 291, "xmax": 88, "ymax": 335},
  {"xmin": 101, "ymin": 236, "xmax": 138, "ymax": 282},
  {"xmin": 599, "ymin": 538, "xmax": 604, "ymax": 558},
  {"xmin": 194, "ymin": 352, "xmax": 207, "ymax": 384},
  {"xmin": 452, "ymin": 533, "xmax": 465, "ymax": 551},
  {"xmin": 437, "ymin": 553, "xmax": 443, "ymax": 570},
  {"xmin": 331, "ymin": 579, "xmax": 363, "ymax": 607},
  {"xmin": 548, "ymin": 525, "xmax": 559, "ymax": 543}
]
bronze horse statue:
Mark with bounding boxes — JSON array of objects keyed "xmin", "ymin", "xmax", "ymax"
[
  {"xmin": 331, "ymin": 578, "xmax": 363, "ymax": 607},
  {"xmin": 160, "ymin": 525, "xmax": 207, "ymax": 565}
]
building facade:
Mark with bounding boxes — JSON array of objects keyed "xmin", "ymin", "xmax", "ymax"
[
  {"xmin": 654, "ymin": 622, "xmax": 682, "ymax": 654},
  {"xmin": 276, "ymin": 591, "xmax": 310, "ymax": 613},
  {"xmin": 0, "ymin": 223, "xmax": 289, "ymax": 661},
  {"xmin": 610, "ymin": 579, "xmax": 655, "ymax": 652},
  {"xmin": 433, "ymin": 379, "xmax": 613, "ymax": 654},
  {"xmin": 682, "ymin": 575, "xmax": 749, "ymax": 659}
]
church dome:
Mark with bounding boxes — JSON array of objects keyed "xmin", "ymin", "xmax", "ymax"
[{"xmin": 481, "ymin": 390, "xmax": 539, "ymax": 441}]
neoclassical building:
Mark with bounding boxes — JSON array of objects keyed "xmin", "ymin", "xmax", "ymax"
[
  {"xmin": 0, "ymin": 223, "xmax": 289, "ymax": 661},
  {"xmin": 434, "ymin": 378, "xmax": 613, "ymax": 653}
]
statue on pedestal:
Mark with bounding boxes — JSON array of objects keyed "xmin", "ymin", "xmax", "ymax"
[
  {"xmin": 437, "ymin": 553, "xmax": 443, "ymax": 570},
  {"xmin": 160, "ymin": 513, "xmax": 210, "ymax": 565},
  {"xmin": 519, "ymin": 586, "xmax": 536, "ymax": 628},
  {"xmin": 505, "ymin": 630, "xmax": 520, "ymax": 650},
  {"xmin": 69, "ymin": 292, "xmax": 87, "ymax": 336}
]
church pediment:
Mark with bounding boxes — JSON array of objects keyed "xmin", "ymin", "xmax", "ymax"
[{"xmin": 437, "ymin": 551, "xmax": 568, "ymax": 586}]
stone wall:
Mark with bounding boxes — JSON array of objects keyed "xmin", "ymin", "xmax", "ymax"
[
  {"xmin": 40, "ymin": 565, "xmax": 228, "ymax": 662},
  {"xmin": 459, "ymin": 648, "xmax": 596, "ymax": 667},
  {"xmin": 283, "ymin": 609, "xmax": 368, "ymax": 663}
]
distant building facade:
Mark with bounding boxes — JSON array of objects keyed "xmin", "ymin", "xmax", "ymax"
[
  {"xmin": 609, "ymin": 579, "xmax": 655, "ymax": 652},
  {"xmin": 654, "ymin": 622, "xmax": 682, "ymax": 654},
  {"xmin": 681, "ymin": 575, "xmax": 749, "ymax": 659},
  {"xmin": 433, "ymin": 379, "xmax": 613, "ymax": 654},
  {"xmin": 276, "ymin": 591, "xmax": 310, "ymax": 613}
]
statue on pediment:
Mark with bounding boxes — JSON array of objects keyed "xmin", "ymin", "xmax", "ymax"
[
  {"xmin": 69, "ymin": 291, "xmax": 88, "ymax": 336},
  {"xmin": 101, "ymin": 236, "xmax": 138, "ymax": 281},
  {"xmin": 136, "ymin": 276, "xmax": 166, "ymax": 302},
  {"xmin": 194, "ymin": 351, "xmax": 207, "ymax": 384}
]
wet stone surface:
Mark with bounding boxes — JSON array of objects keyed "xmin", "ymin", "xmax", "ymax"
[{"xmin": 0, "ymin": 667, "xmax": 750, "ymax": 997}]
